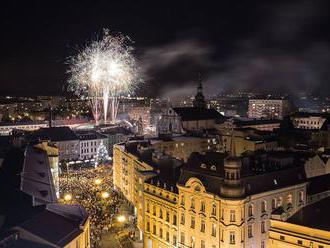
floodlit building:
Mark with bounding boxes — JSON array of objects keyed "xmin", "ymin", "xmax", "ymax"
[
  {"xmin": 34, "ymin": 141, "xmax": 60, "ymax": 198},
  {"xmin": 75, "ymin": 130, "xmax": 108, "ymax": 160},
  {"xmin": 248, "ymin": 99, "xmax": 290, "ymax": 120},
  {"xmin": 221, "ymin": 128, "xmax": 278, "ymax": 156},
  {"xmin": 113, "ymin": 140, "xmax": 308, "ymax": 248},
  {"xmin": 157, "ymin": 82, "xmax": 226, "ymax": 136},
  {"xmin": 128, "ymin": 106, "xmax": 151, "ymax": 129},
  {"xmin": 233, "ymin": 119, "xmax": 282, "ymax": 132},
  {"xmin": 100, "ymin": 126, "xmax": 133, "ymax": 154},
  {"xmin": 157, "ymin": 107, "xmax": 225, "ymax": 135},
  {"xmin": 113, "ymin": 140, "xmax": 182, "ymax": 238},
  {"xmin": 151, "ymin": 135, "xmax": 220, "ymax": 162},
  {"xmin": 269, "ymin": 196, "xmax": 330, "ymax": 248},
  {"xmin": 291, "ymin": 112, "xmax": 330, "ymax": 130}
]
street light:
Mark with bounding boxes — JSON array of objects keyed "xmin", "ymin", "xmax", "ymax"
[
  {"xmin": 101, "ymin": 191, "xmax": 109, "ymax": 199},
  {"xmin": 64, "ymin": 193, "xmax": 72, "ymax": 201},
  {"xmin": 117, "ymin": 215, "xmax": 126, "ymax": 223},
  {"xmin": 94, "ymin": 178, "xmax": 102, "ymax": 185}
]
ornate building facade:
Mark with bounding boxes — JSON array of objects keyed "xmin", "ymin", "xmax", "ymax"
[{"xmin": 113, "ymin": 140, "xmax": 309, "ymax": 248}]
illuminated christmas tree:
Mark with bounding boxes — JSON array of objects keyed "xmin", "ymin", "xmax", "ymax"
[{"xmin": 95, "ymin": 141, "xmax": 109, "ymax": 167}]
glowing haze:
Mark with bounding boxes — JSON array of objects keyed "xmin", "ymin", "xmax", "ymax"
[{"xmin": 67, "ymin": 29, "xmax": 140, "ymax": 124}]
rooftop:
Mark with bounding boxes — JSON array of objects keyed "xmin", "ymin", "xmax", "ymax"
[
  {"xmin": 28, "ymin": 127, "xmax": 78, "ymax": 142},
  {"xmin": 75, "ymin": 130, "xmax": 108, "ymax": 140},
  {"xmin": 173, "ymin": 107, "xmax": 226, "ymax": 122},
  {"xmin": 287, "ymin": 196, "xmax": 330, "ymax": 232}
]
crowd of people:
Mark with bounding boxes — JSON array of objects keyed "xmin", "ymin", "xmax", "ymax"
[{"xmin": 59, "ymin": 165, "xmax": 125, "ymax": 248}]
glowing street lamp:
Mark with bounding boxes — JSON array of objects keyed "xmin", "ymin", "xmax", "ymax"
[
  {"xmin": 64, "ymin": 193, "xmax": 72, "ymax": 201},
  {"xmin": 101, "ymin": 191, "xmax": 109, "ymax": 199},
  {"xmin": 117, "ymin": 215, "xmax": 126, "ymax": 223},
  {"xmin": 94, "ymin": 178, "xmax": 102, "ymax": 185}
]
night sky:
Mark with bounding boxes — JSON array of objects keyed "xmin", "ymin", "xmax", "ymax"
[{"xmin": 1, "ymin": 0, "xmax": 330, "ymax": 97}]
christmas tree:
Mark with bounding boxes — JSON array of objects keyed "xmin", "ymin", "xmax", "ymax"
[{"xmin": 95, "ymin": 141, "xmax": 109, "ymax": 167}]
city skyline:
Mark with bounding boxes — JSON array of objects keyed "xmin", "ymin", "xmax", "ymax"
[{"xmin": 1, "ymin": 2, "xmax": 330, "ymax": 248}]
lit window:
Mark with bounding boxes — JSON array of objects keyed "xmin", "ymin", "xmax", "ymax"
[
  {"xmin": 272, "ymin": 198, "xmax": 277, "ymax": 210},
  {"xmin": 212, "ymin": 223, "xmax": 216, "ymax": 237},
  {"xmin": 180, "ymin": 232, "xmax": 185, "ymax": 245},
  {"xmin": 173, "ymin": 235, "xmax": 177, "ymax": 245},
  {"xmin": 278, "ymin": 197, "xmax": 283, "ymax": 207},
  {"xmin": 299, "ymin": 191, "xmax": 304, "ymax": 202}
]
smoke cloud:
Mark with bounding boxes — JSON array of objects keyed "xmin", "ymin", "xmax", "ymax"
[{"xmin": 140, "ymin": 0, "xmax": 330, "ymax": 98}]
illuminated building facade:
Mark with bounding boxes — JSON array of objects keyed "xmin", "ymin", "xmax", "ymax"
[
  {"xmin": 151, "ymin": 135, "xmax": 220, "ymax": 162},
  {"xmin": 291, "ymin": 112, "xmax": 330, "ymax": 130},
  {"xmin": 248, "ymin": 99, "xmax": 290, "ymax": 120},
  {"xmin": 269, "ymin": 197, "xmax": 330, "ymax": 248},
  {"xmin": 113, "ymin": 141, "xmax": 308, "ymax": 248},
  {"xmin": 221, "ymin": 128, "xmax": 278, "ymax": 156},
  {"xmin": 128, "ymin": 106, "xmax": 151, "ymax": 129}
]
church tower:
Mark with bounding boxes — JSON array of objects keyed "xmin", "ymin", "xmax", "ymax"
[{"xmin": 193, "ymin": 78, "xmax": 206, "ymax": 108}]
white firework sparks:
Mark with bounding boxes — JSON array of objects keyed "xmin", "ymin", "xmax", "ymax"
[{"xmin": 67, "ymin": 29, "xmax": 140, "ymax": 124}]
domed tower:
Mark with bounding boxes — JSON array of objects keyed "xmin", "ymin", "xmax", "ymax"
[
  {"xmin": 220, "ymin": 132, "xmax": 245, "ymax": 198},
  {"xmin": 220, "ymin": 156, "xmax": 245, "ymax": 198},
  {"xmin": 193, "ymin": 79, "xmax": 206, "ymax": 108}
]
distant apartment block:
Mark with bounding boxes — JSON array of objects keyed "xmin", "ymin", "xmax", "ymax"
[{"xmin": 248, "ymin": 99, "xmax": 289, "ymax": 120}]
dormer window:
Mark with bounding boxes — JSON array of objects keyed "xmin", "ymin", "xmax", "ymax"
[
  {"xmin": 273, "ymin": 179, "xmax": 278, "ymax": 185},
  {"xmin": 210, "ymin": 165, "xmax": 217, "ymax": 171},
  {"xmin": 200, "ymin": 163, "xmax": 206, "ymax": 169}
]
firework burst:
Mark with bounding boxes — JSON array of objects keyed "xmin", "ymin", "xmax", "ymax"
[{"xmin": 67, "ymin": 29, "xmax": 140, "ymax": 124}]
